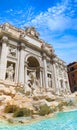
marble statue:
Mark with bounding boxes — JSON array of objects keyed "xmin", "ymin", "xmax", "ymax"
[{"xmin": 6, "ymin": 64, "xmax": 14, "ymax": 81}]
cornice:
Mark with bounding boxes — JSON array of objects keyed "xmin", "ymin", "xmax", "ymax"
[
  {"xmin": 1, "ymin": 28, "xmax": 42, "ymax": 52},
  {"xmin": 1, "ymin": 30, "xmax": 20, "ymax": 42},
  {"xmin": 1, "ymin": 23, "xmax": 43, "ymax": 44},
  {"xmin": 0, "ymin": 23, "xmax": 65, "ymax": 65}
]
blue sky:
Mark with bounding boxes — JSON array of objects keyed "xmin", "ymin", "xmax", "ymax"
[{"xmin": 0, "ymin": 0, "xmax": 77, "ymax": 64}]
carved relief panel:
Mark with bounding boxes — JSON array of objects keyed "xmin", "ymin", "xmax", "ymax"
[{"xmin": 8, "ymin": 46, "xmax": 17, "ymax": 57}]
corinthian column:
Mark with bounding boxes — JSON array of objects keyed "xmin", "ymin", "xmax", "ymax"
[
  {"xmin": 0, "ymin": 36, "xmax": 8, "ymax": 80},
  {"xmin": 40, "ymin": 67, "xmax": 43, "ymax": 88},
  {"xmin": 43, "ymin": 53, "xmax": 48, "ymax": 88},
  {"xmin": 19, "ymin": 43, "xmax": 25, "ymax": 84},
  {"xmin": 51, "ymin": 60, "xmax": 55, "ymax": 90}
]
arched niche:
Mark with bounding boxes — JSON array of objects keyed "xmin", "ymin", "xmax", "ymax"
[{"xmin": 27, "ymin": 56, "xmax": 40, "ymax": 79}]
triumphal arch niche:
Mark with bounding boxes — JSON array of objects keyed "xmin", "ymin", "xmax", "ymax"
[
  {"xmin": 0, "ymin": 23, "xmax": 70, "ymax": 95},
  {"xmin": 25, "ymin": 56, "xmax": 40, "ymax": 88}
]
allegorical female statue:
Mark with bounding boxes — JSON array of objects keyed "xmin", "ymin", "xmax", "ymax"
[{"xmin": 6, "ymin": 64, "xmax": 14, "ymax": 81}]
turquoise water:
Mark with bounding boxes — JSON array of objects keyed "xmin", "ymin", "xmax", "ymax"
[{"xmin": 0, "ymin": 110, "xmax": 77, "ymax": 130}]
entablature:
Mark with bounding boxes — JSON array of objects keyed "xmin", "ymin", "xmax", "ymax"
[{"xmin": 0, "ymin": 23, "xmax": 57, "ymax": 59}]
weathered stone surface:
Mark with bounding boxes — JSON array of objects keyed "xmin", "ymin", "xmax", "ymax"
[{"xmin": 0, "ymin": 23, "xmax": 70, "ymax": 97}]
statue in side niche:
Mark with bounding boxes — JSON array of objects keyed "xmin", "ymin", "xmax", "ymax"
[{"xmin": 6, "ymin": 64, "xmax": 14, "ymax": 81}]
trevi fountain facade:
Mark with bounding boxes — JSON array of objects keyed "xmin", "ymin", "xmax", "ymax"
[{"xmin": 0, "ymin": 23, "xmax": 71, "ymax": 96}]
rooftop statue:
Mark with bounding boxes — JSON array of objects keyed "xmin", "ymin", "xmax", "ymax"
[{"xmin": 25, "ymin": 27, "xmax": 40, "ymax": 38}]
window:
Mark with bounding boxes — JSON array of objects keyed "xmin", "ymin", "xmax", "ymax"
[
  {"xmin": 72, "ymin": 74, "xmax": 74, "ymax": 77},
  {"xmin": 47, "ymin": 73, "xmax": 51, "ymax": 78},
  {"xmin": 70, "ymin": 67, "xmax": 74, "ymax": 71}
]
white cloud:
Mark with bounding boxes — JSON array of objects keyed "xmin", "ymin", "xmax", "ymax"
[
  {"xmin": 22, "ymin": 0, "xmax": 77, "ymax": 64},
  {"xmin": 52, "ymin": 34, "xmax": 77, "ymax": 64},
  {"xmin": 24, "ymin": 0, "xmax": 77, "ymax": 33},
  {"xmin": 6, "ymin": 9, "xmax": 13, "ymax": 13}
]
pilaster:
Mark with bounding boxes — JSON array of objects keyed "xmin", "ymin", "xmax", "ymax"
[
  {"xmin": 62, "ymin": 69, "xmax": 66, "ymax": 90},
  {"xmin": 16, "ymin": 45, "xmax": 20, "ymax": 83},
  {"xmin": 52, "ymin": 60, "xmax": 60, "ymax": 94},
  {"xmin": 50, "ymin": 59, "xmax": 55, "ymax": 89},
  {"xmin": 65, "ymin": 69, "xmax": 71, "ymax": 92}
]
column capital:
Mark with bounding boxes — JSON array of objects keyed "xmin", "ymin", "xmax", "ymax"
[
  {"xmin": 51, "ymin": 58, "xmax": 57, "ymax": 64},
  {"xmin": 19, "ymin": 42, "xmax": 25, "ymax": 50},
  {"xmin": 1, "ymin": 36, "xmax": 8, "ymax": 43},
  {"xmin": 50, "ymin": 59, "xmax": 54, "ymax": 64},
  {"xmin": 42, "ymin": 53, "xmax": 47, "ymax": 60}
]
